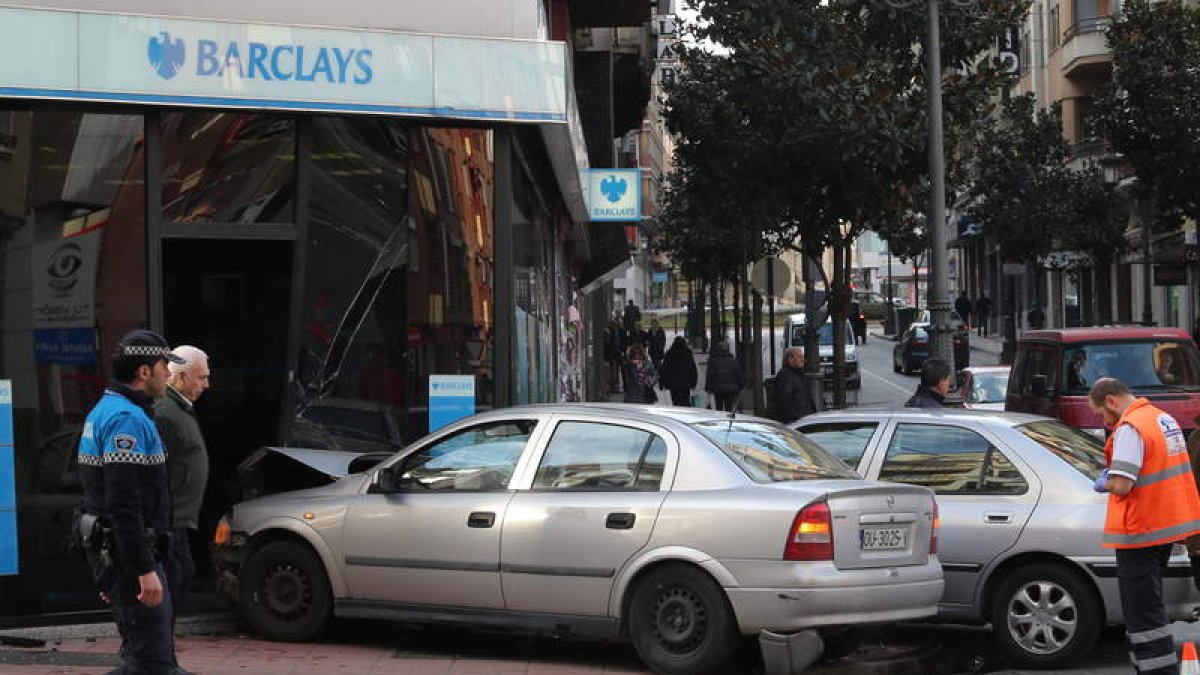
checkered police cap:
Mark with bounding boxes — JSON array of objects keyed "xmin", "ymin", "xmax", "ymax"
[{"xmin": 116, "ymin": 330, "xmax": 187, "ymax": 365}]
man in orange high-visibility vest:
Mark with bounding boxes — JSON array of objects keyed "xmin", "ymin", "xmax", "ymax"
[{"xmin": 1091, "ymin": 378, "xmax": 1200, "ymax": 675}]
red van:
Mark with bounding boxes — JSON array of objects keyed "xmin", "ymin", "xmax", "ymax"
[{"xmin": 1006, "ymin": 327, "xmax": 1200, "ymax": 437}]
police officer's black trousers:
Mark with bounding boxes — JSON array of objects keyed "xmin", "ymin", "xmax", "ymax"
[
  {"xmin": 91, "ymin": 556, "xmax": 175, "ymax": 675},
  {"xmin": 1117, "ymin": 544, "xmax": 1178, "ymax": 675}
]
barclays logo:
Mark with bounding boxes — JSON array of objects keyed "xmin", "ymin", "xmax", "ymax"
[
  {"xmin": 600, "ymin": 175, "xmax": 628, "ymax": 203},
  {"xmin": 145, "ymin": 30, "xmax": 374, "ymax": 85},
  {"xmin": 148, "ymin": 32, "xmax": 186, "ymax": 80}
]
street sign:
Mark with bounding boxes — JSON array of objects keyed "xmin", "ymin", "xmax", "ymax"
[{"xmin": 751, "ymin": 258, "xmax": 792, "ymax": 295}]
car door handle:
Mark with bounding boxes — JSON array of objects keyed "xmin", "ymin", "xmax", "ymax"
[
  {"xmin": 984, "ymin": 512, "xmax": 1013, "ymax": 524},
  {"xmin": 606, "ymin": 513, "xmax": 636, "ymax": 530},
  {"xmin": 467, "ymin": 512, "xmax": 496, "ymax": 528}
]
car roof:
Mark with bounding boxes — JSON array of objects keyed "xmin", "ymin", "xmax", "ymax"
[
  {"xmin": 469, "ymin": 403, "xmax": 779, "ymax": 427},
  {"xmin": 1020, "ymin": 326, "xmax": 1191, "ymax": 343},
  {"xmin": 797, "ymin": 407, "xmax": 1047, "ymax": 427}
]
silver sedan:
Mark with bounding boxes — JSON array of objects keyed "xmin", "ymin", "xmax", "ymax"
[
  {"xmin": 795, "ymin": 408, "xmax": 1200, "ymax": 669},
  {"xmin": 216, "ymin": 404, "xmax": 942, "ymax": 675}
]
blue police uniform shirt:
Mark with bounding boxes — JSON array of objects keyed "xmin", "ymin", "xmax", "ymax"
[{"xmin": 78, "ymin": 389, "xmax": 171, "ymax": 575}]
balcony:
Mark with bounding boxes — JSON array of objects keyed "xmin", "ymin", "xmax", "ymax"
[{"xmin": 1062, "ymin": 16, "xmax": 1113, "ymax": 79}]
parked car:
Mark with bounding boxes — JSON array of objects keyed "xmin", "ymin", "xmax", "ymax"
[
  {"xmin": 893, "ymin": 312, "xmax": 970, "ymax": 374},
  {"xmin": 215, "ymin": 405, "xmax": 942, "ymax": 675},
  {"xmin": 1006, "ymin": 327, "xmax": 1200, "ymax": 437},
  {"xmin": 784, "ymin": 313, "xmax": 861, "ymax": 389},
  {"xmin": 794, "ymin": 408, "xmax": 1200, "ymax": 669},
  {"xmin": 959, "ymin": 366, "xmax": 1011, "ymax": 411},
  {"xmin": 854, "ymin": 292, "xmax": 899, "ymax": 321}
]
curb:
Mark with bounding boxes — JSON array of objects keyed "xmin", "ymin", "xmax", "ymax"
[{"xmin": 0, "ymin": 611, "xmax": 241, "ymax": 644}]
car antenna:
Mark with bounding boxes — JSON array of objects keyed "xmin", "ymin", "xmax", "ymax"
[{"xmin": 729, "ymin": 389, "xmax": 747, "ymax": 419}]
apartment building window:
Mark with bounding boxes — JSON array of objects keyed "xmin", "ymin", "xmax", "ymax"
[
  {"xmin": 1074, "ymin": 0, "xmax": 1100, "ymax": 22},
  {"xmin": 1048, "ymin": 4, "xmax": 1061, "ymax": 50},
  {"xmin": 1020, "ymin": 28, "xmax": 1031, "ymax": 76}
]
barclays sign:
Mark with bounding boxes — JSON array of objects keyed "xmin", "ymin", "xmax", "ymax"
[{"xmin": 147, "ymin": 31, "xmax": 374, "ymax": 85}]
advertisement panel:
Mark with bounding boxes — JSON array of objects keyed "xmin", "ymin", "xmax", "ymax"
[
  {"xmin": 0, "ymin": 380, "xmax": 16, "ymax": 576},
  {"xmin": 428, "ymin": 375, "xmax": 476, "ymax": 432},
  {"xmin": 585, "ymin": 169, "xmax": 641, "ymax": 222}
]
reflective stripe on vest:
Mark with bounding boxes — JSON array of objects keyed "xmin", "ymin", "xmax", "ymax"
[{"xmin": 1103, "ymin": 399, "xmax": 1200, "ymax": 549}]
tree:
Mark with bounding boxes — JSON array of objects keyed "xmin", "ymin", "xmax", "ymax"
[
  {"xmin": 662, "ymin": 0, "xmax": 1024, "ymax": 405},
  {"xmin": 1094, "ymin": 0, "xmax": 1200, "ymax": 225}
]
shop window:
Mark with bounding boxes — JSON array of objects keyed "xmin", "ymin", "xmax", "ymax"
[
  {"xmin": 295, "ymin": 118, "xmax": 494, "ymax": 444},
  {"xmin": 0, "ymin": 108, "xmax": 146, "ymax": 616},
  {"xmin": 160, "ymin": 112, "xmax": 295, "ymax": 223}
]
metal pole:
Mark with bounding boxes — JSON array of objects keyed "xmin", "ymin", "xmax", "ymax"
[
  {"xmin": 768, "ymin": 257, "xmax": 777, "ymax": 375},
  {"xmin": 1142, "ymin": 192, "xmax": 1154, "ymax": 326},
  {"xmin": 886, "ymin": 248, "xmax": 894, "ymax": 334},
  {"xmin": 925, "ymin": 0, "xmax": 954, "ymax": 367}
]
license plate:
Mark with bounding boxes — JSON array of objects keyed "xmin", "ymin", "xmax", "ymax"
[{"xmin": 860, "ymin": 527, "xmax": 907, "ymax": 551}]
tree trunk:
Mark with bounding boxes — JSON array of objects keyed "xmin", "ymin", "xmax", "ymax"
[
  {"xmin": 830, "ymin": 238, "xmax": 849, "ymax": 409},
  {"xmin": 802, "ymin": 249, "xmax": 824, "ymax": 412}
]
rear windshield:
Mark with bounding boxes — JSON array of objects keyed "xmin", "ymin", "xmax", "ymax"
[
  {"xmin": 1016, "ymin": 420, "xmax": 1107, "ymax": 480},
  {"xmin": 691, "ymin": 421, "xmax": 858, "ymax": 482},
  {"xmin": 790, "ymin": 322, "xmax": 854, "ymax": 347},
  {"xmin": 1060, "ymin": 340, "xmax": 1200, "ymax": 393}
]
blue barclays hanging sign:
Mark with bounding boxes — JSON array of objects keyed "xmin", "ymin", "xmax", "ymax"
[
  {"xmin": 0, "ymin": 8, "xmax": 567, "ymax": 122},
  {"xmin": 586, "ymin": 169, "xmax": 642, "ymax": 222},
  {"xmin": 428, "ymin": 375, "xmax": 476, "ymax": 433},
  {"xmin": 0, "ymin": 380, "xmax": 17, "ymax": 576}
]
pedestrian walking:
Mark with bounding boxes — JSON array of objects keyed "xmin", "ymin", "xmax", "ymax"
[
  {"xmin": 75, "ymin": 330, "xmax": 187, "ymax": 675},
  {"xmin": 604, "ymin": 318, "xmax": 625, "ymax": 395},
  {"xmin": 649, "ymin": 320, "xmax": 667, "ymax": 369},
  {"xmin": 1090, "ymin": 378, "xmax": 1200, "ymax": 675},
  {"xmin": 659, "ymin": 337, "xmax": 698, "ymax": 406},
  {"xmin": 622, "ymin": 343, "xmax": 658, "ymax": 404},
  {"xmin": 955, "ymin": 291, "xmax": 973, "ymax": 328},
  {"xmin": 1028, "ymin": 304, "xmax": 1045, "ymax": 330},
  {"xmin": 623, "ymin": 299, "xmax": 641, "ymax": 333},
  {"xmin": 975, "ymin": 294, "xmax": 992, "ymax": 337},
  {"xmin": 905, "ymin": 358, "xmax": 951, "ymax": 408},
  {"xmin": 154, "ymin": 345, "xmax": 211, "ymax": 645},
  {"xmin": 705, "ymin": 341, "xmax": 744, "ymax": 412},
  {"xmin": 850, "ymin": 302, "xmax": 867, "ymax": 345},
  {"xmin": 774, "ymin": 347, "xmax": 817, "ymax": 423}
]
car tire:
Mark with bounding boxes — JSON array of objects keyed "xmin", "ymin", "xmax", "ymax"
[
  {"xmin": 239, "ymin": 540, "xmax": 332, "ymax": 642},
  {"xmin": 627, "ymin": 563, "xmax": 740, "ymax": 675},
  {"xmin": 902, "ymin": 359, "xmax": 915, "ymax": 376},
  {"xmin": 990, "ymin": 563, "xmax": 1100, "ymax": 670},
  {"xmin": 893, "ymin": 360, "xmax": 902, "ymax": 374}
]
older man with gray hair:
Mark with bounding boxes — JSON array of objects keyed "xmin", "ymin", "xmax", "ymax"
[
  {"xmin": 774, "ymin": 347, "xmax": 818, "ymax": 423},
  {"xmin": 153, "ymin": 345, "xmax": 210, "ymax": 635}
]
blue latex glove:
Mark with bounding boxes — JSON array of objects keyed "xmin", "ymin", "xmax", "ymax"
[{"xmin": 1093, "ymin": 469, "xmax": 1110, "ymax": 493}]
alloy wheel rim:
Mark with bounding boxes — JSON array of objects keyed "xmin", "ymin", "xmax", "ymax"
[
  {"xmin": 1006, "ymin": 580, "xmax": 1078, "ymax": 655},
  {"xmin": 652, "ymin": 586, "xmax": 708, "ymax": 654}
]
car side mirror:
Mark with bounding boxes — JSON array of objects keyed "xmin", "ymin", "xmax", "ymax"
[{"xmin": 375, "ymin": 465, "xmax": 401, "ymax": 494}]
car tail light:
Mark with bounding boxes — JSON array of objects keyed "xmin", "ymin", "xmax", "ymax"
[
  {"xmin": 784, "ymin": 502, "xmax": 834, "ymax": 561},
  {"xmin": 930, "ymin": 500, "xmax": 940, "ymax": 555},
  {"xmin": 214, "ymin": 517, "xmax": 231, "ymax": 546}
]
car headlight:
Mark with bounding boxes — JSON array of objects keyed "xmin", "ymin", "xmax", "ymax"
[
  {"xmin": 1081, "ymin": 428, "xmax": 1107, "ymax": 440},
  {"xmin": 847, "ymin": 352, "xmax": 858, "ymax": 363}
]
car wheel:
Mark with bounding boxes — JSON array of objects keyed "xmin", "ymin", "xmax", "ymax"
[
  {"xmin": 902, "ymin": 359, "xmax": 915, "ymax": 376},
  {"xmin": 990, "ymin": 563, "xmax": 1100, "ymax": 669},
  {"xmin": 239, "ymin": 540, "xmax": 332, "ymax": 642},
  {"xmin": 893, "ymin": 360, "xmax": 902, "ymax": 374},
  {"xmin": 627, "ymin": 563, "xmax": 739, "ymax": 675}
]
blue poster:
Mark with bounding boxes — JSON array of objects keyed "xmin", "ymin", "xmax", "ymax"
[
  {"xmin": 429, "ymin": 375, "xmax": 476, "ymax": 433},
  {"xmin": 653, "ymin": 271, "xmax": 669, "ymax": 283},
  {"xmin": 0, "ymin": 380, "xmax": 16, "ymax": 576},
  {"xmin": 33, "ymin": 328, "xmax": 98, "ymax": 365}
]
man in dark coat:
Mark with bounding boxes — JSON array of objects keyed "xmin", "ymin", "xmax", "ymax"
[
  {"xmin": 906, "ymin": 357, "xmax": 952, "ymax": 408},
  {"xmin": 623, "ymin": 300, "xmax": 641, "ymax": 333},
  {"xmin": 774, "ymin": 347, "xmax": 818, "ymax": 423},
  {"xmin": 154, "ymin": 345, "xmax": 211, "ymax": 637},
  {"xmin": 659, "ymin": 337, "xmax": 698, "ymax": 406},
  {"xmin": 975, "ymin": 295, "xmax": 992, "ymax": 337},
  {"xmin": 705, "ymin": 341, "xmax": 745, "ymax": 412},
  {"xmin": 955, "ymin": 292, "xmax": 973, "ymax": 328},
  {"xmin": 649, "ymin": 320, "xmax": 667, "ymax": 368}
]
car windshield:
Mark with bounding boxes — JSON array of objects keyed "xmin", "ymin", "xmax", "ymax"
[
  {"xmin": 302, "ymin": 407, "xmax": 390, "ymax": 441},
  {"xmin": 691, "ymin": 421, "xmax": 857, "ymax": 482},
  {"xmin": 968, "ymin": 371, "xmax": 1010, "ymax": 404},
  {"xmin": 1016, "ymin": 420, "xmax": 1107, "ymax": 480},
  {"xmin": 790, "ymin": 322, "xmax": 854, "ymax": 346},
  {"xmin": 1060, "ymin": 340, "xmax": 1200, "ymax": 393}
]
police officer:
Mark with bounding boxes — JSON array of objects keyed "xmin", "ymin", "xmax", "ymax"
[
  {"xmin": 1090, "ymin": 377, "xmax": 1200, "ymax": 675},
  {"xmin": 78, "ymin": 330, "xmax": 187, "ymax": 675}
]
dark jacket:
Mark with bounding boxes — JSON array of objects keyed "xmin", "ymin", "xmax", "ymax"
[
  {"xmin": 650, "ymin": 329, "xmax": 667, "ymax": 361},
  {"xmin": 774, "ymin": 365, "xmax": 817, "ymax": 423},
  {"xmin": 154, "ymin": 386, "xmax": 209, "ymax": 530},
  {"xmin": 705, "ymin": 348, "xmax": 744, "ymax": 396},
  {"xmin": 955, "ymin": 296, "xmax": 973, "ymax": 321},
  {"xmin": 659, "ymin": 345, "xmax": 698, "ymax": 392},
  {"xmin": 78, "ymin": 384, "xmax": 171, "ymax": 576},
  {"xmin": 905, "ymin": 387, "xmax": 946, "ymax": 408},
  {"xmin": 975, "ymin": 296, "xmax": 992, "ymax": 316},
  {"xmin": 623, "ymin": 358, "xmax": 657, "ymax": 403}
]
